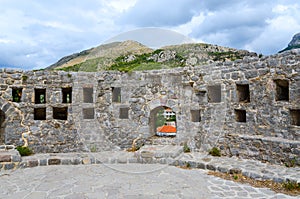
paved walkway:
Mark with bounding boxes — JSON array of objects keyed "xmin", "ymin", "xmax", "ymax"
[
  {"xmin": 0, "ymin": 145, "xmax": 299, "ymax": 198},
  {"xmin": 0, "ymin": 164, "xmax": 298, "ymax": 199}
]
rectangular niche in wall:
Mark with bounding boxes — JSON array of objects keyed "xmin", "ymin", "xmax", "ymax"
[
  {"xmin": 53, "ymin": 107, "xmax": 68, "ymax": 120},
  {"xmin": 191, "ymin": 110, "xmax": 201, "ymax": 122},
  {"xmin": 275, "ymin": 79, "xmax": 289, "ymax": 101},
  {"xmin": 290, "ymin": 109, "xmax": 300, "ymax": 126},
  {"xmin": 83, "ymin": 108, "xmax": 94, "ymax": 119},
  {"xmin": 83, "ymin": 87, "xmax": 93, "ymax": 103},
  {"xmin": 112, "ymin": 87, "xmax": 121, "ymax": 103},
  {"xmin": 35, "ymin": 89, "xmax": 46, "ymax": 104},
  {"xmin": 235, "ymin": 109, "xmax": 246, "ymax": 123},
  {"xmin": 62, "ymin": 87, "xmax": 72, "ymax": 103},
  {"xmin": 207, "ymin": 85, "xmax": 221, "ymax": 103},
  {"xmin": 12, "ymin": 88, "xmax": 22, "ymax": 102},
  {"xmin": 119, "ymin": 107, "xmax": 129, "ymax": 119},
  {"xmin": 34, "ymin": 108, "xmax": 46, "ymax": 120},
  {"xmin": 236, "ymin": 84, "xmax": 250, "ymax": 103}
]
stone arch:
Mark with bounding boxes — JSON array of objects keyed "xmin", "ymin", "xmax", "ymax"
[
  {"xmin": 0, "ymin": 97, "xmax": 24, "ymax": 145},
  {"xmin": 149, "ymin": 106, "xmax": 177, "ymax": 136},
  {"xmin": 0, "ymin": 109, "xmax": 5, "ymax": 144}
]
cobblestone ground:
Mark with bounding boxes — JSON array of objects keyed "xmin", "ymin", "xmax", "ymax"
[{"xmin": 0, "ymin": 164, "xmax": 297, "ymax": 199}]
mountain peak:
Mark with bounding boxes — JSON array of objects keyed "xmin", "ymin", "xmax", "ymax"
[
  {"xmin": 288, "ymin": 32, "xmax": 300, "ymax": 47},
  {"xmin": 279, "ymin": 32, "xmax": 300, "ymax": 53}
]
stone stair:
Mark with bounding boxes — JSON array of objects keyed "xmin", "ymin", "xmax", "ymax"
[
  {"xmin": 144, "ymin": 136, "xmax": 177, "ymax": 145},
  {"xmin": 135, "ymin": 145, "xmax": 183, "ymax": 164},
  {"xmin": 0, "ymin": 145, "xmax": 21, "ymax": 170}
]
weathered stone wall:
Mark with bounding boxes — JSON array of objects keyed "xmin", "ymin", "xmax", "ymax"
[{"xmin": 0, "ymin": 49, "xmax": 299, "ymax": 165}]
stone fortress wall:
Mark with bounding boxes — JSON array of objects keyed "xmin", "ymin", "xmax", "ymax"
[{"xmin": 0, "ymin": 50, "xmax": 299, "ymax": 165}]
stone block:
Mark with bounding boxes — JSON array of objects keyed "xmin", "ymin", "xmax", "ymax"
[
  {"xmin": 39, "ymin": 159, "xmax": 47, "ymax": 166},
  {"xmin": 206, "ymin": 164, "xmax": 216, "ymax": 171},
  {"xmin": 229, "ymin": 168, "xmax": 242, "ymax": 174},
  {"xmin": 11, "ymin": 155, "xmax": 21, "ymax": 162},
  {"xmin": 48, "ymin": 158, "xmax": 61, "ymax": 165},
  {"xmin": 245, "ymin": 70, "xmax": 258, "ymax": 79},
  {"xmin": 4, "ymin": 163, "xmax": 14, "ymax": 170},
  {"xmin": 0, "ymin": 155, "xmax": 11, "ymax": 162},
  {"xmin": 72, "ymin": 158, "xmax": 81, "ymax": 165},
  {"xmin": 140, "ymin": 151, "xmax": 154, "ymax": 158},
  {"xmin": 28, "ymin": 160, "xmax": 39, "ymax": 167}
]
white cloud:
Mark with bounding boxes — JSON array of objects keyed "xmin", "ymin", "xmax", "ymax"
[
  {"xmin": 172, "ymin": 13, "xmax": 205, "ymax": 41},
  {"xmin": 0, "ymin": 0, "xmax": 300, "ymax": 69},
  {"xmin": 107, "ymin": 0, "xmax": 137, "ymax": 12},
  {"xmin": 245, "ymin": 15, "xmax": 300, "ymax": 54}
]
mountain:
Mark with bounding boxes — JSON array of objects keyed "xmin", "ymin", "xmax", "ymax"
[
  {"xmin": 279, "ymin": 32, "xmax": 300, "ymax": 53},
  {"xmin": 47, "ymin": 40, "xmax": 152, "ymax": 72},
  {"xmin": 47, "ymin": 40, "xmax": 256, "ymax": 72}
]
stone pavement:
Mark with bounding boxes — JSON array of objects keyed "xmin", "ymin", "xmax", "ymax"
[
  {"xmin": 0, "ymin": 145, "xmax": 299, "ymax": 198},
  {"xmin": 0, "ymin": 164, "xmax": 298, "ymax": 199}
]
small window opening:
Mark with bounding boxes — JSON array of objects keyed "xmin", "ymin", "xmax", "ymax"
[
  {"xmin": 207, "ymin": 85, "xmax": 221, "ymax": 103},
  {"xmin": 236, "ymin": 84, "xmax": 250, "ymax": 102},
  {"xmin": 191, "ymin": 110, "xmax": 201, "ymax": 122},
  {"xmin": 290, "ymin": 109, "xmax": 300, "ymax": 126},
  {"xmin": 53, "ymin": 107, "xmax": 68, "ymax": 120},
  {"xmin": 83, "ymin": 87, "xmax": 93, "ymax": 103},
  {"xmin": 34, "ymin": 108, "xmax": 46, "ymax": 120},
  {"xmin": 119, "ymin": 107, "xmax": 129, "ymax": 119},
  {"xmin": 83, "ymin": 108, "xmax": 95, "ymax": 119},
  {"xmin": 275, "ymin": 79, "xmax": 289, "ymax": 101},
  {"xmin": 35, "ymin": 89, "xmax": 46, "ymax": 104},
  {"xmin": 12, "ymin": 88, "xmax": 22, "ymax": 102},
  {"xmin": 62, "ymin": 87, "xmax": 72, "ymax": 103},
  {"xmin": 112, "ymin": 87, "xmax": 121, "ymax": 103},
  {"xmin": 235, "ymin": 109, "xmax": 246, "ymax": 123}
]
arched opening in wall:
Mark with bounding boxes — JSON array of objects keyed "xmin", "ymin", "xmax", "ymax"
[
  {"xmin": 0, "ymin": 110, "xmax": 5, "ymax": 144},
  {"xmin": 149, "ymin": 106, "xmax": 177, "ymax": 137}
]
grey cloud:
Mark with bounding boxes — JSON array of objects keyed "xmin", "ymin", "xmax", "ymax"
[
  {"xmin": 119, "ymin": 0, "xmax": 202, "ymax": 26},
  {"xmin": 190, "ymin": 2, "xmax": 275, "ymax": 50},
  {"xmin": 199, "ymin": 0, "xmax": 269, "ymax": 12}
]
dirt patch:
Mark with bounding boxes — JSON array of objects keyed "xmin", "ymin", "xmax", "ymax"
[{"xmin": 208, "ymin": 171, "xmax": 300, "ymax": 196}]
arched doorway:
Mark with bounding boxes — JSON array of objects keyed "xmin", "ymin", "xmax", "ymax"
[
  {"xmin": 0, "ymin": 110, "xmax": 5, "ymax": 144},
  {"xmin": 149, "ymin": 106, "xmax": 177, "ymax": 137}
]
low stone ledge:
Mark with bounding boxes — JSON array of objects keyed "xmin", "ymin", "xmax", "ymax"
[{"xmin": 0, "ymin": 149, "xmax": 21, "ymax": 171}]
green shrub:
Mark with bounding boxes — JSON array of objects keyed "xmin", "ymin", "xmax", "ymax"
[
  {"xmin": 284, "ymin": 158, "xmax": 296, "ymax": 167},
  {"xmin": 16, "ymin": 146, "xmax": 33, "ymax": 156},
  {"xmin": 22, "ymin": 75, "xmax": 28, "ymax": 82},
  {"xmin": 183, "ymin": 142, "xmax": 191, "ymax": 153},
  {"xmin": 186, "ymin": 162, "xmax": 191, "ymax": 168},
  {"xmin": 209, "ymin": 147, "xmax": 221, "ymax": 157},
  {"xmin": 90, "ymin": 145, "xmax": 97, "ymax": 153}
]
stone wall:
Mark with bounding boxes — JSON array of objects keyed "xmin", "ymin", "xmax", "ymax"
[{"xmin": 0, "ymin": 49, "xmax": 299, "ymax": 165}]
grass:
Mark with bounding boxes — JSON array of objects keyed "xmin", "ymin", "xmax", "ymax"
[
  {"xmin": 208, "ymin": 171, "xmax": 300, "ymax": 196},
  {"xmin": 284, "ymin": 157, "xmax": 297, "ymax": 167},
  {"xmin": 209, "ymin": 147, "xmax": 221, "ymax": 157},
  {"xmin": 208, "ymin": 51, "xmax": 242, "ymax": 61}
]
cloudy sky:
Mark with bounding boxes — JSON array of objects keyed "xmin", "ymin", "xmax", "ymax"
[{"xmin": 0, "ymin": 0, "xmax": 299, "ymax": 69}]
